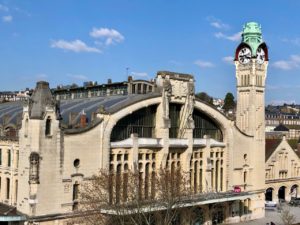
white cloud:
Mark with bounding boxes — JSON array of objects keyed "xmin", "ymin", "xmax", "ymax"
[
  {"xmin": 273, "ymin": 60, "xmax": 294, "ymax": 70},
  {"xmin": 266, "ymin": 85, "xmax": 280, "ymax": 90},
  {"xmin": 131, "ymin": 72, "xmax": 149, "ymax": 78},
  {"xmin": 36, "ymin": 74, "xmax": 48, "ymax": 80},
  {"xmin": 51, "ymin": 39, "xmax": 101, "ymax": 53},
  {"xmin": 272, "ymin": 54, "xmax": 300, "ymax": 70},
  {"xmin": 194, "ymin": 60, "xmax": 214, "ymax": 68},
  {"xmin": 290, "ymin": 55, "xmax": 300, "ymax": 62},
  {"xmin": 222, "ymin": 56, "xmax": 234, "ymax": 65},
  {"xmin": 206, "ymin": 16, "xmax": 229, "ymax": 30},
  {"xmin": 2, "ymin": 15, "xmax": 12, "ymax": 22},
  {"xmin": 215, "ymin": 32, "xmax": 242, "ymax": 42},
  {"xmin": 0, "ymin": 4, "xmax": 9, "ymax": 12},
  {"xmin": 67, "ymin": 74, "xmax": 89, "ymax": 81},
  {"xmin": 14, "ymin": 7, "xmax": 31, "ymax": 17},
  {"xmin": 282, "ymin": 37, "xmax": 300, "ymax": 47},
  {"xmin": 90, "ymin": 27, "xmax": 124, "ymax": 46},
  {"xmin": 168, "ymin": 60, "xmax": 183, "ymax": 66}
]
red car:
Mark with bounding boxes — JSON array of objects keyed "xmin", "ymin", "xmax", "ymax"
[{"xmin": 233, "ymin": 186, "xmax": 241, "ymax": 193}]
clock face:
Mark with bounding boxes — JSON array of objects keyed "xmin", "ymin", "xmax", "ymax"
[
  {"xmin": 256, "ymin": 47, "xmax": 265, "ymax": 64},
  {"xmin": 238, "ymin": 47, "xmax": 251, "ymax": 64}
]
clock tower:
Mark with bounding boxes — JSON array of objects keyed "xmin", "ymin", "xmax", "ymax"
[{"xmin": 235, "ymin": 22, "xmax": 268, "ymax": 140}]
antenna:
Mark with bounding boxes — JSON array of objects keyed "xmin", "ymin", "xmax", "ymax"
[{"xmin": 126, "ymin": 67, "xmax": 130, "ymax": 77}]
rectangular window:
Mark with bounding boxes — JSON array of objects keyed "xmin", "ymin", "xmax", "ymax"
[
  {"xmin": 15, "ymin": 180, "xmax": 18, "ymax": 202},
  {"xmin": 152, "ymin": 153, "xmax": 156, "ymax": 160},
  {"xmin": 138, "ymin": 153, "xmax": 143, "ymax": 160},
  {"xmin": 0, "ymin": 149, "xmax": 2, "ymax": 165},
  {"xmin": 7, "ymin": 150, "xmax": 11, "ymax": 167},
  {"xmin": 6, "ymin": 178, "xmax": 10, "ymax": 199},
  {"xmin": 73, "ymin": 183, "xmax": 79, "ymax": 201},
  {"xmin": 117, "ymin": 154, "xmax": 121, "ymax": 161}
]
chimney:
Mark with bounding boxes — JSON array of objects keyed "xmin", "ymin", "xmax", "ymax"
[
  {"xmin": 36, "ymin": 81, "xmax": 50, "ymax": 90},
  {"xmin": 128, "ymin": 76, "xmax": 133, "ymax": 82},
  {"xmin": 107, "ymin": 79, "xmax": 112, "ymax": 84},
  {"xmin": 80, "ymin": 110, "xmax": 87, "ymax": 128},
  {"xmin": 69, "ymin": 112, "xmax": 77, "ymax": 127},
  {"xmin": 29, "ymin": 81, "xmax": 54, "ymax": 119}
]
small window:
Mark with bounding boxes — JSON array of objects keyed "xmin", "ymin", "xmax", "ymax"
[
  {"xmin": 73, "ymin": 159, "xmax": 80, "ymax": 168},
  {"xmin": 124, "ymin": 154, "xmax": 128, "ymax": 161},
  {"xmin": 45, "ymin": 116, "xmax": 51, "ymax": 136},
  {"xmin": 110, "ymin": 154, "xmax": 114, "ymax": 162},
  {"xmin": 7, "ymin": 150, "xmax": 11, "ymax": 167},
  {"xmin": 138, "ymin": 154, "xmax": 143, "ymax": 160},
  {"xmin": 24, "ymin": 118, "xmax": 28, "ymax": 137},
  {"xmin": 6, "ymin": 178, "xmax": 10, "ymax": 200},
  {"xmin": 152, "ymin": 153, "xmax": 156, "ymax": 160},
  {"xmin": 73, "ymin": 182, "xmax": 80, "ymax": 201},
  {"xmin": 29, "ymin": 152, "xmax": 40, "ymax": 184},
  {"xmin": 117, "ymin": 154, "xmax": 121, "ymax": 161}
]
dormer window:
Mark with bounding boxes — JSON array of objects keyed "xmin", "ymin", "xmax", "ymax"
[{"xmin": 45, "ymin": 116, "xmax": 51, "ymax": 136}]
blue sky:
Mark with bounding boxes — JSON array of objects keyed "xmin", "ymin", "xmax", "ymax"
[{"xmin": 0, "ymin": 0, "xmax": 300, "ymax": 105}]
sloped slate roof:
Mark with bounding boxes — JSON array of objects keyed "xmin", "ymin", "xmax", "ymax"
[
  {"xmin": 265, "ymin": 138, "xmax": 300, "ymax": 162},
  {"xmin": 0, "ymin": 93, "xmax": 161, "ymax": 129},
  {"xmin": 265, "ymin": 139, "xmax": 282, "ymax": 162},
  {"xmin": 274, "ymin": 124, "xmax": 289, "ymax": 131}
]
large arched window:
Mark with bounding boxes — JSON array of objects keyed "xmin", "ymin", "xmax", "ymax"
[
  {"xmin": 193, "ymin": 109, "xmax": 223, "ymax": 141},
  {"xmin": 111, "ymin": 105, "xmax": 157, "ymax": 141}
]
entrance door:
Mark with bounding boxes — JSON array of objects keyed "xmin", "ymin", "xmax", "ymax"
[
  {"xmin": 278, "ymin": 186, "xmax": 286, "ymax": 201},
  {"xmin": 291, "ymin": 185, "xmax": 298, "ymax": 198},
  {"xmin": 212, "ymin": 210, "xmax": 224, "ymax": 225},
  {"xmin": 265, "ymin": 188, "xmax": 273, "ymax": 201}
]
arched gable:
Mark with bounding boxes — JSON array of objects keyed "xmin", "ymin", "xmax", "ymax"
[{"xmin": 101, "ymin": 97, "xmax": 162, "ymax": 167}]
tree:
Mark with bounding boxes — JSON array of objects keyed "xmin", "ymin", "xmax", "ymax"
[
  {"xmin": 280, "ymin": 206, "xmax": 296, "ymax": 225},
  {"xmin": 195, "ymin": 92, "xmax": 213, "ymax": 105},
  {"xmin": 72, "ymin": 168, "xmax": 192, "ymax": 225},
  {"xmin": 222, "ymin": 92, "xmax": 236, "ymax": 112}
]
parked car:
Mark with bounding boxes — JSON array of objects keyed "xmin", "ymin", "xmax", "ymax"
[
  {"xmin": 265, "ymin": 201, "xmax": 277, "ymax": 208},
  {"xmin": 289, "ymin": 197, "xmax": 300, "ymax": 206},
  {"xmin": 233, "ymin": 186, "xmax": 241, "ymax": 193}
]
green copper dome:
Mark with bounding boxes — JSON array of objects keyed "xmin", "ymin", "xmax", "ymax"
[{"xmin": 242, "ymin": 22, "xmax": 263, "ymax": 56}]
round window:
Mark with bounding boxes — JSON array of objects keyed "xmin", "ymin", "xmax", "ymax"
[{"xmin": 73, "ymin": 159, "xmax": 80, "ymax": 168}]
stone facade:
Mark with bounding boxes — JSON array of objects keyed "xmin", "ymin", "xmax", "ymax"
[{"xmin": 265, "ymin": 136, "xmax": 300, "ymax": 203}]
